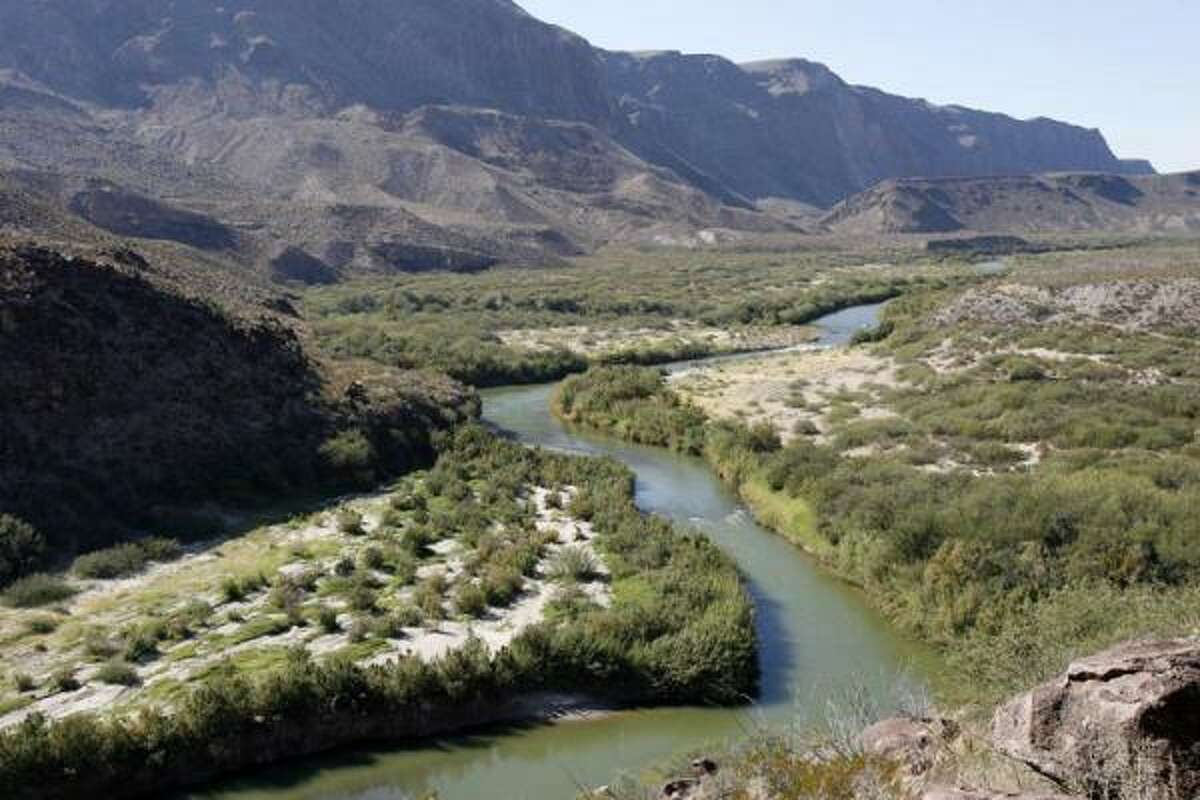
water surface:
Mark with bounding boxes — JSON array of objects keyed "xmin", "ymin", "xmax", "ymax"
[{"xmin": 194, "ymin": 304, "xmax": 932, "ymax": 800}]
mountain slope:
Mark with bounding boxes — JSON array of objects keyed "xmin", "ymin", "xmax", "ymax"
[
  {"xmin": 822, "ymin": 171, "xmax": 1200, "ymax": 235},
  {"xmin": 0, "ymin": 0, "xmax": 1162, "ymax": 272},
  {"xmin": 605, "ymin": 53, "xmax": 1142, "ymax": 208}
]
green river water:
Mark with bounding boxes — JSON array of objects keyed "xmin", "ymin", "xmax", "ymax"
[{"xmin": 191, "ymin": 303, "xmax": 935, "ymax": 800}]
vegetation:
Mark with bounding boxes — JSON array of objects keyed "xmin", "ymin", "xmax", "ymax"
[
  {"xmin": 558, "ymin": 330, "xmax": 1200, "ymax": 703},
  {"xmin": 303, "ymin": 251, "xmax": 963, "ymax": 387},
  {"xmin": 0, "ymin": 426, "xmax": 756, "ymax": 798},
  {"xmin": 73, "ymin": 538, "xmax": 183, "ymax": 580},
  {"xmin": 2, "ymin": 574, "xmax": 76, "ymax": 609},
  {"xmin": 0, "ymin": 517, "xmax": 44, "ymax": 588}
]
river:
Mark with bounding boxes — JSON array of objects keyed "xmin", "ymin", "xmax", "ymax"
[{"xmin": 193, "ymin": 301, "xmax": 932, "ymax": 800}]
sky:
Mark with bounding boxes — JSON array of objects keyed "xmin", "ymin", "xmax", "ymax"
[{"xmin": 518, "ymin": 0, "xmax": 1198, "ymax": 173}]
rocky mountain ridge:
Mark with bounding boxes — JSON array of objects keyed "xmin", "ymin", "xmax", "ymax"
[
  {"xmin": 0, "ymin": 0, "xmax": 1161, "ymax": 276},
  {"xmin": 823, "ymin": 171, "xmax": 1200, "ymax": 235}
]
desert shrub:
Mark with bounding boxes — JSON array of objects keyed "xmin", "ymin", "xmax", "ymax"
[
  {"xmin": 547, "ymin": 547, "xmax": 599, "ymax": 584},
  {"xmin": 11, "ymin": 673, "xmax": 35, "ymax": 693},
  {"xmin": 316, "ymin": 606, "xmax": 341, "ymax": 634},
  {"xmin": 0, "ymin": 516, "xmax": 45, "ymax": 588},
  {"xmin": 481, "ymin": 565, "xmax": 524, "ymax": 607},
  {"xmin": 2, "ymin": 574, "xmax": 76, "ymax": 608},
  {"xmin": 94, "ymin": 660, "xmax": 140, "ymax": 687},
  {"xmin": 220, "ymin": 572, "xmax": 267, "ymax": 604},
  {"xmin": 73, "ymin": 538, "xmax": 182, "ymax": 580},
  {"xmin": 346, "ymin": 581, "xmax": 379, "ymax": 614},
  {"xmin": 850, "ymin": 319, "xmax": 895, "ymax": 345},
  {"xmin": 415, "ymin": 577, "xmax": 446, "ymax": 621},
  {"xmin": 392, "ymin": 604, "xmax": 424, "ymax": 628},
  {"xmin": 454, "ymin": 582, "xmax": 488, "ymax": 619},
  {"xmin": 400, "ymin": 525, "xmax": 436, "ymax": 557},
  {"xmin": 336, "ymin": 511, "xmax": 365, "ymax": 536},
  {"xmin": 50, "ymin": 668, "xmax": 80, "ymax": 694},
  {"xmin": 1007, "ymin": 357, "xmax": 1048, "ymax": 382},
  {"xmin": 359, "ymin": 546, "xmax": 385, "ymax": 571},
  {"xmin": 83, "ymin": 631, "xmax": 119, "ymax": 660},
  {"xmin": 121, "ymin": 625, "xmax": 162, "ymax": 663},
  {"xmin": 25, "ymin": 616, "xmax": 59, "ymax": 635},
  {"xmin": 320, "ymin": 430, "xmax": 376, "ymax": 485}
]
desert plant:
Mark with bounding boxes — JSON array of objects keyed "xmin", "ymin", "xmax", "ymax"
[
  {"xmin": 25, "ymin": 615, "xmax": 60, "ymax": 635},
  {"xmin": 317, "ymin": 605, "xmax": 341, "ymax": 634},
  {"xmin": 2, "ymin": 574, "xmax": 76, "ymax": 608},
  {"xmin": 454, "ymin": 582, "xmax": 488, "ymax": 619},
  {"xmin": 547, "ymin": 546, "xmax": 600, "ymax": 584},
  {"xmin": 73, "ymin": 538, "xmax": 182, "ymax": 580},
  {"xmin": 95, "ymin": 660, "xmax": 140, "ymax": 687},
  {"xmin": 0, "ymin": 515, "xmax": 45, "ymax": 588},
  {"xmin": 51, "ymin": 668, "xmax": 80, "ymax": 694},
  {"xmin": 336, "ymin": 510, "xmax": 366, "ymax": 536}
]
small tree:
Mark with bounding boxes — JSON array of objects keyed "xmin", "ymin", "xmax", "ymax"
[{"xmin": 0, "ymin": 515, "xmax": 46, "ymax": 587}]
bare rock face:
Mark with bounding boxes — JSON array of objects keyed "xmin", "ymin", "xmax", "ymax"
[{"xmin": 992, "ymin": 639, "xmax": 1200, "ymax": 799}]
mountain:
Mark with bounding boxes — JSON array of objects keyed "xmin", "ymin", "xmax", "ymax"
[
  {"xmin": 0, "ymin": 0, "xmax": 1157, "ymax": 275},
  {"xmin": 822, "ymin": 171, "xmax": 1200, "ymax": 235}
]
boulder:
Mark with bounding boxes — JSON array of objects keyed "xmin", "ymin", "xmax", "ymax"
[
  {"xmin": 861, "ymin": 716, "xmax": 958, "ymax": 776},
  {"xmin": 992, "ymin": 638, "xmax": 1200, "ymax": 798}
]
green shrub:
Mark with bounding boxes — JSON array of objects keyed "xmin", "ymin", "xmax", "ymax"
[
  {"xmin": 12, "ymin": 673, "xmax": 35, "ymax": 693},
  {"xmin": 220, "ymin": 573, "xmax": 267, "ymax": 604},
  {"xmin": 346, "ymin": 582, "xmax": 378, "ymax": 614},
  {"xmin": 122, "ymin": 625, "xmax": 161, "ymax": 663},
  {"xmin": 392, "ymin": 604, "xmax": 424, "ymax": 628},
  {"xmin": 320, "ymin": 430, "xmax": 377, "ymax": 485},
  {"xmin": 25, "ymin": 616, "xmax": 59, "ymax": 635},
  {"xmin": 0, "ymin": 515, "xmax": 45, "ymax": 588},
  {"xmin": 317, "ymin": 606, "xmax": 341, "ymax": 634},
  {"xmin": 481, "ymin": 565, "xmax": 524, "ymax": 607},
  {"xmin": 94, "ymin": 660, "xmax": 140, "ymax": 687},
  {"xmin": 359, "ymin": 546, "xmax": 385, "ymax": 571},
  {"xmin": 547, "ymin": 547, "xmax": 599, "ymax": 584},
  {"xmin": 83, "ymin": 631, "xmax": 119, "ymax": 660},
  {"xmin": 2, "ymin": 574, "xmax": 76, "ymax": 608},
  {"xmin": 73, "ymin": 538, "xmax": 183, "ymax": 580},
  {"xmin": 336, "ymin": 510, "xmax": 366, "ymax": 536},
  {"xmin": 454, "ymin": 582, "xmax": 488, "ymax": 619},
  {"xmin": 51, "ymin": 668, "xmax": 80, "ymax": 694}
]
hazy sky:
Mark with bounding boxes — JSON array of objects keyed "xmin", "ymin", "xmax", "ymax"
[{"xmin": 519, "ymin": 0, "xmax": 1197, "ymax": 173}]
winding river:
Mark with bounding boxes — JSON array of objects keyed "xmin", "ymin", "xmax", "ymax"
[{"xmin": 194, "ymin": 302, "xmax": 932, "ymax": 800}]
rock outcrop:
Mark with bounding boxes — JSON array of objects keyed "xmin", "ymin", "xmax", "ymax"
[{"xmin": 993, "ymin": 639, "xmax": 1200, "ymax": 799}]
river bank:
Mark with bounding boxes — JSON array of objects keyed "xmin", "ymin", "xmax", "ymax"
[{"xmin": 1, "ymin": 429, "xmax": 759, "ymax": 800}]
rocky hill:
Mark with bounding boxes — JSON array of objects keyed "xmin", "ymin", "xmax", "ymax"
[
  {"xmin": 0, "ymin": 238, "xmax": 476, "ymax": 567},
  {"xmin": 0, "ymin": 0, "xmax": 1157, "ymax": 275},
  {"xmin": 823, "ymin": 171, "xmax": 1200, "ymax": 235}
]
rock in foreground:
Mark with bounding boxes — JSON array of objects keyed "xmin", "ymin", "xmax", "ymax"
[{"xmin": 993, "ymin": 638, "xmax": 1200, "ymax": 799}]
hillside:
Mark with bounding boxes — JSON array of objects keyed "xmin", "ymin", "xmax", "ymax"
[
  {"xmin": 0, "ymin": 0, "xmax": 1156, "ymax": 275},
  {"xmin": 0, "ymin": 238, "xmax": 476, "ymax": 570},
  {"xmin": 823, "ymin": 171, "xmax": 1200, "ymax": 235}
]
